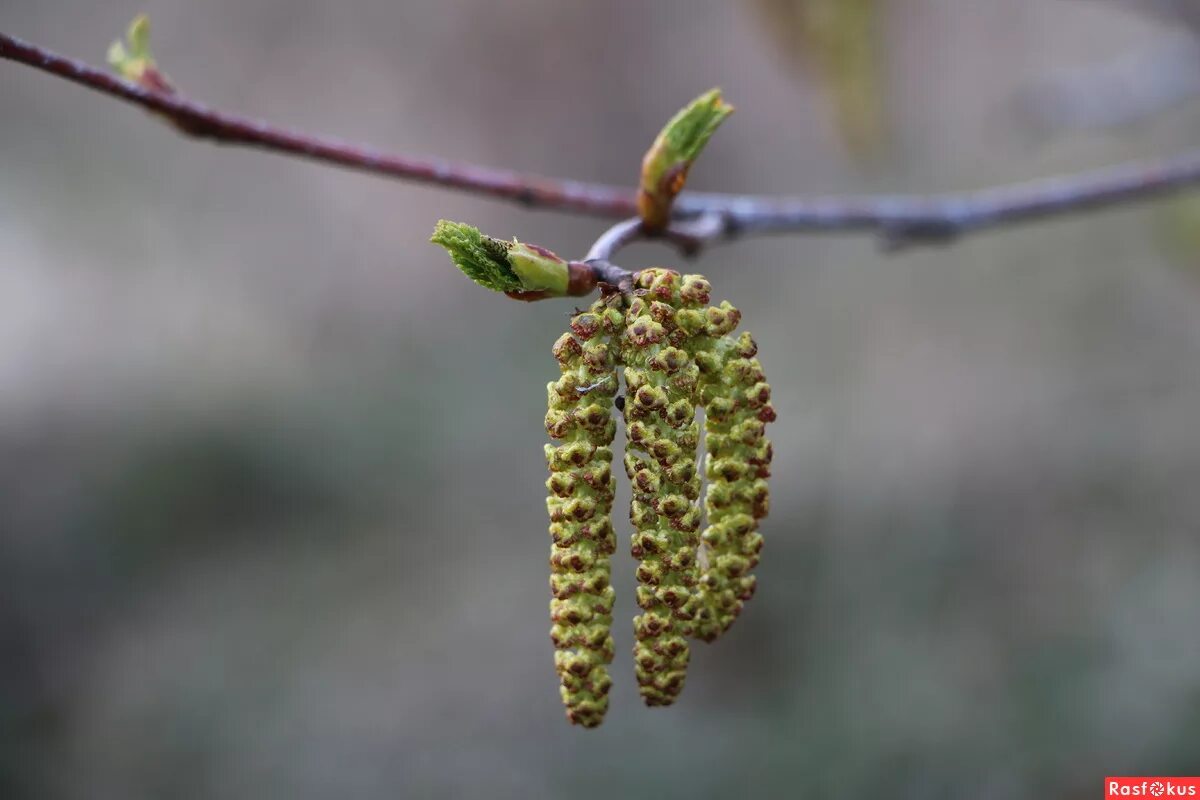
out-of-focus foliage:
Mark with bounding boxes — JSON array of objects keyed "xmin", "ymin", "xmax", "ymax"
[
  {"xmin": 1157, "ymin": 192, "xmax": 1200, "ymax": 275},
  {"xmin": 1092, "ymin": 0, "xmax": 1200, "ymax": 32},
  {"xmin": 746, "ymin": 0, "xmax": 886, "ymax": 159}
]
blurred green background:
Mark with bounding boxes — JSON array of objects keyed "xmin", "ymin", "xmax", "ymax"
[{"xmin": 3, "ymin": 1, "xmax": 1200, "ymax": 798}]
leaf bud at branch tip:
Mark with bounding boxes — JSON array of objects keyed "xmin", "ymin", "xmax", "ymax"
[
  {"xmin": 638, "ymin": 89, "xmax": 733, "ymax": 231},
  {"xmin": 107, "ymin": 14, "xmax": 174, "ymax": 93},
  {"xmin": 431, "ymin": 220, "xmax": 583, "ymax": 300}
]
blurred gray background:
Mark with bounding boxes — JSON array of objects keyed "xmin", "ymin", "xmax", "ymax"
[{"xmin": 3, "ymin": 1, "xmax": 1200, "ymax": 798}]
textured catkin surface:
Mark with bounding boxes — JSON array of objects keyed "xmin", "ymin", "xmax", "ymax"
[
  {"xmin": 545, "ymin": 272, "xmax": 774, "ymax": 722},
  {"xmin": 621, "ymin": 269, "xmax": 703, "ymax": 706},
  {"xmin": 544, "ymin": 299, "xmax": 624, "ymax": 728},
  {"xmin": 679, "ymin": 275, "xmax": 775, "ymax": 642}
]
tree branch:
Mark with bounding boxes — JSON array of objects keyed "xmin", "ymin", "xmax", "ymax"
[
  {"xmin": 5, "ymin": 29, "xmax": 1200, "ymax": 249},
  {"xmin": 584, "ymin": 215, "xmax": 726, "ymax": 263},
  {"xmin": 0, "ymin": 31, "xmax": 637, "ymax": 216},
  {"xmin": 678, "ymin": 151, "xmax": 1200, "ymax": 247}
]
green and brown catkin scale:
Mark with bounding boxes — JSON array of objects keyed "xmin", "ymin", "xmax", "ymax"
[
  {"xmin": 678, "ymin": 275, "xmax": 775, "ymax": 643},
  {"xmin": 544, "ymin": 299, "xmax": 624, "ymax": 727},
  {"xmin": 621, "ymin": 269, "xmax": 703, "ymax": 706}
]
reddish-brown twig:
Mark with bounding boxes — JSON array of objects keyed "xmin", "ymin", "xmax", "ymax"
[
  {"xmin": 6, "ymin": 30, "xmax": 1200, "ymax": 248},
  {"xmin": 0, "ymin": 31, "xmax": 637, "ymax": 216}
]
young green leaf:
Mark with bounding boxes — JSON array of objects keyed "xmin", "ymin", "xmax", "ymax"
[
  {"xmin": 429, "ymin": 220, "xmax": 522, "ymax": 292},
  {"xmin": 430, "ymin": 221, "xmax": 572, "ymax": 296}
]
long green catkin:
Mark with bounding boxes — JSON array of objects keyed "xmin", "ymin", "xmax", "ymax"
[
  {"xmin": 621, "ymin": 268, "xmax": 702, "ymax": 706},
  {"xmin": 544, "ymin": 298, "xmax": 624, "ymax": 728},
  {"xmin": 678, "ymin": 275, "xmax": 775, "ymax": 643}
]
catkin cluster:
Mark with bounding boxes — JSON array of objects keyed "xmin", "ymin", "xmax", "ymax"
[{"xmin": 544, "ymin": 269, "xmax": 774, "ymax": 728}]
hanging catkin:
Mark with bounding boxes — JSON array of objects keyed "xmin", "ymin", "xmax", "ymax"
[
  {"xmin": 544, "ymin": 298, "xmax": 624, "ymax": 727},
  {"xmin": 620, "ymin": 268, "xmax": 703, "ymax": 706},
  {"xmin": 678, "ymin": 275, "xmax": 775, "ymax": 643}
]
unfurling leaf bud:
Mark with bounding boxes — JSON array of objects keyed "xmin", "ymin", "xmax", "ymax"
[
  {"xmin": 107, "ymin": 15, "xmax": 174, "ymax": 93},
  {"xmin": 430, "ymin": 220, "xmax": 522, "ymax": 292},
  {"xmin": 621, "ymin": 268, "xmax": 702, "ymax": 706},
  {"xmin": 430, "ymin": 221, "xmax": 574, "ymax": 297},
  {"xmin": 545, "ymin": 298, "xmax": 623, "ymax": 728},
  {"xmin": 638, "ymin": 89, "xmax": 734, "ymax": 230}
]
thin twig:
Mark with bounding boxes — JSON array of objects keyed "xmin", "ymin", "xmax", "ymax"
[
  {"xmin": 584, "ymin": 219, "xmax": 646, "ymax": 263},
  {"xmin": 0, "ymin": 32, "xmax": 636, "ymax": 216},
  {"xmin": 580, "ymin": 215, "xmax": 723, "ymax": 291},
  {"xmin": 584, "ymin": 214, "xmax": 727, "ymax": 263},
  {"xmin": 581, "ymin": 258, "xmax": 634, "ymax": 292},
  {"xmin": 677, "ymin": 151, "xmax": 1200, "ymax": 247},
  {"xmin": 5, "ymin": 30, "xmax": 1200, "ymax": 247}
]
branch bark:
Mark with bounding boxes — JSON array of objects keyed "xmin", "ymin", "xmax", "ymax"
[
  {"xmin": 0, "ymin": 31, "xmax": 636, "ymax": 216},
  {"xmin": 4, "ymin": 30, "xmax": 1200, "ymax": 249}
]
